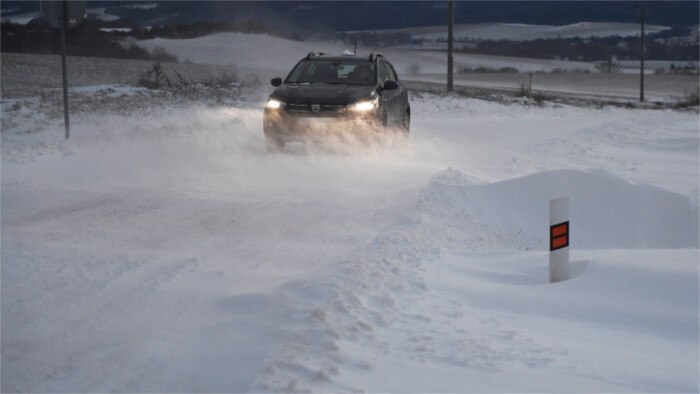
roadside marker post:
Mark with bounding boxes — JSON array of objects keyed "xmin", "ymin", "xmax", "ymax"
[{"xmin": 549, "ymin": 197, "xmax": 570, "ymax": 282}]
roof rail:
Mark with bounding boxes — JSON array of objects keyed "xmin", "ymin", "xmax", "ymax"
[
  {"xmin": 368, "ymin": 52, "xmax": 383, "ymax": 61},
  {"xmin": 306, "ymin": 51, "xmax": 327, "ymax": 60}
]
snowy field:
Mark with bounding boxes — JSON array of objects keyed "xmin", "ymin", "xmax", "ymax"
[
  {"xmin": 404, "ymin": 72, "xmax": 698, "ymax": 102},
  {"xmin": 1, "ymin": 79, "xmax": 698, "ymax": 392},
  {"xmin": 0, "ymin": 53, "xmax": 249, "ymax": 99},
  {"xmin": 138, "ymin": 31, "xmax": 598, "ymax": 74},
  {"xmin": 138, "ymin": 32, "xmax": 698, "ymax": 101},
  {"xmin": 349, "ymin": 21, "xmax": 669, "ymax": 41}
]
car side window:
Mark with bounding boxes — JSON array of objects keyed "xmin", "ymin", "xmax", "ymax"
[
  {"xmin": 385, "ymin": 62, "xmax": 399, "ymax": 81},
  {"xmin": 378, "ymin": 61, "xmax": 390, "ymax": 86},
  {"xmin": 381, "ymin": 62, "xmax": 396, "ymax": 82}
]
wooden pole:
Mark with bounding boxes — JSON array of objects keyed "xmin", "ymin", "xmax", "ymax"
[
  {"xmin": 447, "ymin": 0, "xmax": 454, "ymax": 93},
  {"xmin": 59, "ymin": 0, "xmax": 70, "ymax": 139},
  {"xmin": 634, "ymin": 3, "xmax": 652, "ymax": 102},
  {"xmin": 640, "ymin": 10, "xmax": 645, "ymax": 102},
  {"xmin": 529, "ymin": 72, "xmax": 532, "ymax": 107}
]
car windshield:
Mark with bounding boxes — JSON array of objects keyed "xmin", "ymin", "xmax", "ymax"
[{"xmin": 286, "ymin": 60, "xmax": 376, "ymax": 86}]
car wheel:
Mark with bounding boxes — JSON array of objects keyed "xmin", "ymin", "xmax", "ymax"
[
  {"xmin": 393, "ymin": 110, "xmax": 410, "ymax": 148},
  {"xmin": 402, "ymin": 110, "xmax": 410, "ymax": 135},
  {"xmin": 265, "ymin": 134, "xmax": 284, "ymax": 152}
]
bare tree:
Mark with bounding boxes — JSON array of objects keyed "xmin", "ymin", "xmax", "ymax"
[{"xmin": 596, "ymin": 58, "xmax": 620, "ymax": 74}]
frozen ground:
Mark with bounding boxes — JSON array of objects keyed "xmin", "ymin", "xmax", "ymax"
[{"xmin": 1, "ymin": 80, "xmax": 698, "ymax": 392}]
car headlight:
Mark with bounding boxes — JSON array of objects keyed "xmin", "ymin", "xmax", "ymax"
[
  {"xmin": 351, "ymin": 98, "xmax": 378, "ymax": 112},
  {"xmin": 266, "ymin": 99, "xmax": 284, "ymax": 109}
]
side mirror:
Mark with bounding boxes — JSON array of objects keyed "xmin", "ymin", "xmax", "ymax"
[
  {"xmin": 270, "ymin": 77, "xmax": 282, "ymax": 87},
  {"xmin": 383, "ymin": 80, "xmax": 399, "ymax": 90}
]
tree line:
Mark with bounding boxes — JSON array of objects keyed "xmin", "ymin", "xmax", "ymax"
[
  {"xmin": 1, "ymin": 19, "xmax": 175, "ymax": 61},
  {"xmin": 456, "ymin": 29, "xmax": 698, "ymax": 62},
  {"xmin": 0, "ymin": 18, "xmax": 302, "ymax": 62}
]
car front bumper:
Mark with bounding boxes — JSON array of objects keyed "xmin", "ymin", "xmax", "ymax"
[{"xmin": 263, "ymin": 107, "xmax": 383, "ymax": 143}]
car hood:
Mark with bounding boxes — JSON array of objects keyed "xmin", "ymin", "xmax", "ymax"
[{"xmin": 273, "ymin": 84, "xmax": 376, "ymax": 105}]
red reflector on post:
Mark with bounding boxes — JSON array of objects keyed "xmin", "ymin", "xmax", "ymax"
[
  {"xmin": 551, "ymin": 223, "xmax": 567, "ymax": 237},
  {"xmin": 550, "ymin": 220, "xmax": 569, "ymax": 251},
  {"xmin": 552, "ymin": 236, "xmax": 568, "ymax": 249}
]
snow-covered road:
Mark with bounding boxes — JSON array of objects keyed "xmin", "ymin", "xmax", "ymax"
[
  {"xmin": 1, "ymin": 107, "xmax": 426, "ymax": 391},
  {"xmin": 2, "ymin": 90, "xmax": 698, "ymax": 391}
]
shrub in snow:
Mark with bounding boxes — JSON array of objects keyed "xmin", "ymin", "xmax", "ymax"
[
  {"xmin": 551, "ymin": 68, "xmax": 591, "ymax": 74},
  {"xmin": 668, "ymin": 63, "xmax": 699, "ymax": 75},
  {"xmin": 497, "ymin": 67, "xmax": 519, "ymax": 73},
  {"xmin": 675, "ymin": 88, "xmax": 699, "ymax": 108},
  {"xmin": 460, "ymin": 66, "xmax": 519, "ymax": 74},
  {"xmin": 138, "ymin": 62, "xmax": 171, "ymax": 89},
  {"xmin": 595, "ymin": 58, "xmax": 620, "ymax": 74}
]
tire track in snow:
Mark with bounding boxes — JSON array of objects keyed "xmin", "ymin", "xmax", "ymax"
[{"xmin": 254, "ymin": 172, "xmax": 561, "ymax": 392}]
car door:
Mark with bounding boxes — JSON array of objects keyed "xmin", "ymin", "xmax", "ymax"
[
  {"xmin": 385, "ymin": 61, "xmax": 408, "ymax": 117},
  {"xmin": 379, "ymin": 61, "xmax": 401, "ymax": 125}
]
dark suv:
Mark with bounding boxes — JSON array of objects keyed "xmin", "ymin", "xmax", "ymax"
[{"xmin": 263, "ymin": 52, "xmax": 410, "ymax": 151}]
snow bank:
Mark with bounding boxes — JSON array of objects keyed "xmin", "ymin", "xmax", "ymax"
[
  {"xmin": 413, "ymin": 248, "xmax": 699, "ymax": 392},
  {"xmin": 442, "ymin": 249, "xmax": 698, "ymax": 341},
  {"xmin": 423, "ymin": 169, "xmax": 699, "ymax": 250},
  {"xmin": 255, "ymin": 169, "xmax": 699, "ymax": 392}
]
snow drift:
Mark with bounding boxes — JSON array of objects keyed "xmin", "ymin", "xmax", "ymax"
[
  {"xmin": 255, "ymin": 169, "xmax": 699, "ymax": 392},
  {"xmin": 424, "ymin": 168, "xmax": 699, "ymax": 250}
]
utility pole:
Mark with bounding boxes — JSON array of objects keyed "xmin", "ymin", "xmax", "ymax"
[
  {"xmin": 447, "ymin": 0, "xmax": 454, "ymax": 92},
  {"xmin": 528, "ymin": 72, "xmax": 533, "ymax": 107},
  {"xmin": 59, "ymin": 0, "xmax": 70, "ymax": 139},
  {"xmin": 639, "ymin": 9, "xmax": 645, "ymax": 102},
  {"xmin": 40, "ymin": 0, "xmax": 85, "ymax": 140},
  {"xmin": 635, "ymin": 3, "xmax": 652, "ymax": 102}
]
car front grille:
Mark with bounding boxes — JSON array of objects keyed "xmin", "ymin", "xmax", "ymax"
[{"xmin": 286, "ymin": 104, "xmax": 346, "ymax": 113}]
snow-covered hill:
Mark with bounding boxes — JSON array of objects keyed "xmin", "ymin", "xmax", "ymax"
[
  {"xmin": 137, "ymin": 32, "xmax": 597, "ymax": 74},
  {"xmin": 137, "ymin": 32, "xmax": 697, "ymax": 101}
]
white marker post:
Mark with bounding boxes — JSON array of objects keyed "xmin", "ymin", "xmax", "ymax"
[{"xmin": 549, "ymin": 197, "xmax": 570, "ymax": 283}]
